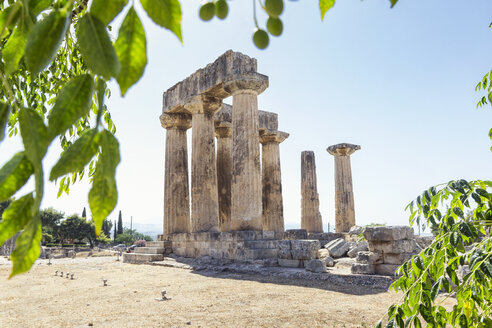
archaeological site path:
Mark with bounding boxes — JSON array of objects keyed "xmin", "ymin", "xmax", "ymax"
[{"xmin": 0, "ymin": 256, "xmax": 404, "ymax": 328}]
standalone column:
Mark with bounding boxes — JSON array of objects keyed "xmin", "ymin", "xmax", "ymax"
[
  {"xmin": 185, "ymin": 96, "xmax": 222, "ymax": 232},
  {"xmin": 160, "ymin": 113, "xmax": 192, "ymax": 237},
  {"xmin": 260, "ymin": 130, "xmax": 289, "ymax": 235},
  {"xmin": 301, "ymin": 151, "xmax": 323, "ymax": 233},
  {"xmin": 327, "ymin": 143, "xmax": 361, "ymax": 233},
  {"xmin": 215, "ymin": 122, "xmax": 232, "ymax": 232},
  {"xmin": 224, "ymin": 74, "xmax": 268, "ymax": 231}
]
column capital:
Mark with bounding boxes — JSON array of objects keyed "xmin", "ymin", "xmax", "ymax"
[
  {"xmin": 224, "ymin": 73, "xmax": 268, "ymax": 96},
  {"xmin": 327, "ymin": 143, "xmax": 361, "ymax": 156},
  {"xmin": 160, "ymin": 112, "xmax": 192, "ymax": 130},
  {"xmin": 215, "ymin": 122, "xmax": 232, "ymax": 138},
  {"xmin": 184, "ymin": 95, "xmax": 223, "ymax": 115},
  {"xmin": 259, "ymin": 129, "xmax": 289, "ymax": 145}
]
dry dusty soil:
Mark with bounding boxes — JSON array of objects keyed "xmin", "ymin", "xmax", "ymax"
[{"xmin": 0, "ymin": 255, "xmax": 403, "ymax": 328}]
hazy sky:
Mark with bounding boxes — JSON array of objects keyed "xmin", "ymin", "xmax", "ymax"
[{"xmin": 1, "ymin": 0, "xmax": 491, "ymax": 232}]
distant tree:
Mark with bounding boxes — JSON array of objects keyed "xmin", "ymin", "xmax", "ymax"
[
  {"xmin": 101, "ymin": 219, "xmax": 113, "ymax": 238},
  {"xmin": 117, "ymin": 210, "xmax": 123, "ymax": 235},
  {"xmin": 58, "ymin": 214, "xmax": 98, "ymax": 247},
  {"xmin": 82, "ymin": 207, "xmax": 87, "ymax": 218},
  {"xmin": 113, "ymin": 220, "xmax": 117, "ymax": 241},
  {"xmin": 0, "ymin": 199, "xmax": 12, "ymax": 219},
  {"xmin": 40, "ymin": 208, "xmax": 64, "ymax": 245}
]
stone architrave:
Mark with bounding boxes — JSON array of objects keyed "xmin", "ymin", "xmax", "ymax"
[
  {"xmin": 215, "ymin": 121, "xmax": 232, "ymax": 232},
  {"xmin": 160, "ymin": 113, "xmax": 192, "ymax": 237},
  {"xmin": 223, "ymin": 75, "xmax": 268, "ymax": 231},
  {"xmin": 184, "ymin": 95, "xmax": 222, "ymax": 232},
  {"xmin": 260, "ymin": 129, "xmax": 289, "ymax": 235},
  {"xmin": 301, "ymin": 151, "xmax": 323, "ymax": 233},
  {"xmin": 327, "ymin": 143, "xmax": 361, "ymax": 233}
]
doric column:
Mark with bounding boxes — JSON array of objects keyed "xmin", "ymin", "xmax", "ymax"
[
  {"xmin": 215, "ymin": 122, "xmax": 232, "ymax": 232},
  {"xmin": 184, "ymin": 95, "xmax": 222, "ymax": 232},
  {"xmin": 224, "ymin": 74, "xmax": 268, "ymax": 231},
  {"xmin": 160, "ymin": 113, "xmax": 192, "ymax": 237},
  {"xmin": 301, "ymin": 151, "xmax": 323, "ymax": 233},
  {"xmin": 260, "ymin": 130, "xmax": 289, "ymax": 236},
  {"xmin": 327, "ymin": 143, "xmax": 361, "ymax": 233}
]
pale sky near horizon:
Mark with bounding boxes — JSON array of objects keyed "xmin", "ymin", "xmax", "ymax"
[{"xmin": 1, "ymin": 0, "xmax": 491, "ymax": 233}]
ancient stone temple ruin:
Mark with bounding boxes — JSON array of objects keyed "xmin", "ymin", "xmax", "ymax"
[{"xmin": 123, "ymin": 51, "xmax": 420, "ymax": 278}]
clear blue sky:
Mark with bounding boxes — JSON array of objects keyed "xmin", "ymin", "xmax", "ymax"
[{"xmin": 1, "ymin": 0, "xmax": 491, "ymax": 233}]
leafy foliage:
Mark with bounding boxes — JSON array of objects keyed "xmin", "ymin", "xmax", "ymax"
[{"xmin": 379, "ymin": 180, "xmax": 492, "ymax": 327}]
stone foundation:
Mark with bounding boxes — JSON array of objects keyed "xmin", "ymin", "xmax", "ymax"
[{"xmin": 168, "ymin": 231, "xmax": 278, "ymax": 261}]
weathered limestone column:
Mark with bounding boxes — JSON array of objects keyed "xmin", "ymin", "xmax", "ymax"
[
  {"xmin": 224, "ymin": 74, "xmax": 268, "ymax": 231},
  {"xmin": 301, "ymin": 151, "xmax": 323, "ymax": 233},
  {"xmin": 260, "ymin": 130, "xmax": 289, "ymax": 235},
  {"xmin": 215, "ymin": 121, "xmax": 232, "ymax": 232},
  {"xmin": 184, "ymin": 96, "xmax": 222, "ymax": 232},
  {"xmin": 160, "ymin": 113, "xmax": 192, "ymax": 237},
  {"xmin": 327, "ymin": 143, "xmax": 361, "ymax": 233}
]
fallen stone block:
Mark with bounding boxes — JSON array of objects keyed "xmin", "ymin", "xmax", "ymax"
[
  {"xmin": 318, "ymin": 248, "xmax": 329, "ymax": 259},
  {"xmin": 363, "ymin": 226, "xmax": 414, "ymax": 241},
  {"xmin": 325, "ymin": 238, "xmax": 348, "ymax": 258},
  {"xmin": 375, "ymin": 264, "xmax": 401, "ymax": 276},
  {"xmin": 349, "ymin": 225, "xmax": 364, "ymax": 236},
  {"xmin": 347, "ymin": 241, "xmax": 369, "ymax": 258},
  {"xmin": 278, "ymin": 258, "xmax": 303, "ymax": 268},
  {"xmin": 324, "ymin": 256, "xmax": 335, "ymax": 267},
  {"xmin": 383, "ymin": 252, "xmax": 414, "ymax": 265},
  {"xmin": 356, "ymin": 251, "xmax": 382, "ymax": 264},
  {"xmin": 351, "ymin": 263, "xmax": 375, "ymax": 275},
  {"xmin": 305, "ymin": 259, "xmax": 327, "ymax": 273},
  {"xmin": 369, "ymin": 240, "xmax": 417, "ymax": 253}
]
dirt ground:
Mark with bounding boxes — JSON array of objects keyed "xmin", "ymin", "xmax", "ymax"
[{"xmin": 0, "ymin": 255, "xmax": 402, "ymax": 328}]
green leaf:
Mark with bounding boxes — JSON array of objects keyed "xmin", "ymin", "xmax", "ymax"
[
  {"xmin": 24, "ymin": 9, "xmax": 70, "ymax": 75},
  {"xmin": 49, "ymin": 129, "xmax": 99, "ymax": 181},
  {"xmin": 375, "ymin": 320, "xmax": 382, "ymax": 328},
  {"xmin": 385, "ymin": 318, "xmax": 395, "ymax": 328},
  {"xmin": 115, "ymin": 7, "xmax": 147, "ymax": 96},
  {"xmin": 0, "ymin": 193, "xmax": 33, "ymax": 246},
  {"xmin": 453, "ymin": 207, "xmax": 464, "ymax": 218},
  {"xmin": 3, "ymin": 3, "xmax": 33, "ymax": 74},
  {"xmin": 319, "ymin": 0, "xmax": 335, "ymax": 20},
  {"xmin": 90, "ymin": 0, "xmax": 128, "ymax": 25},
  {"xmin": 76, "ymin": 14, "xmax": 120, "ymax": 80},
  {"xmin": 413, "ymin": 317, "xmax": 422, "ymax": 328},
  {"xmin": 9, "ymin": 214, "xmax": 41, "ymax": 278},
  {"xmin": 48, "ymin": 74, "xmax": 95, "ymax": 137},
  {"xmin": 18, "ymin": 107, "xmax": 49, "ymax": 168},
  {"xmin": 419, "ymin": 304, "xmax": 433, "ymax": 323},
  {"xmin": 0, "ymin": 3, "xmax": 22, "ymax": 38},
  {"xmin": 389, "ymin": 0, "xmax": 399, "ymax": 8},
  {"xmin": 0, "ymin": 152, "xmax": 34, "ymax": 201},
  {"xmin": 88, "ymin": 130, "xmax": 120, "ymax": 235},
  {"xmin": 0, "ymin": 102, "xmax": 10, "ymax": 141},
  {"xmin": 29, "ymin": 0, "xmax": 52, "ymax": 15},
  {"xmin": 459, "ymin": 314, "xmax": 468, "ymax": 328},
  {"xmin": 139, "ymin": 0, "xmax": 182, "ymax": 42}
]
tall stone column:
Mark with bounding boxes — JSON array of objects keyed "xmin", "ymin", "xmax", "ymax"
[
  {"xmin": 260, "ymin": 130, "xmax": 289, "ymax": 235},
  {"xmin": 327, "ymin": 143, "xmax": 361, "ymax": 233},
  {"xmin": 185, "ymin": 96, "xmax": 222, "ymax": 232},
  {"xmin": 160, "ymin": 113, "xmax": 192, "ymax": 237},
  {"xmin": 224, "ymin": 74, "xmax": 268, "ymax": 231},
  {"xmin": 301, "ymin": 151, "xmax": 323, "ymax": 233},
  {"xmin": 215, "ymin": 122, "xmax": 232, "ymax": 232}
]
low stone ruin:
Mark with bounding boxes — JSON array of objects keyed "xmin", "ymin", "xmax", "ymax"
[{"xmin": 352, "ymin": 226, "xmax": 416, "ymax": 275}]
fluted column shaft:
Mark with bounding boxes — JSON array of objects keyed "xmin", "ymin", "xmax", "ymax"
[
  {"xmin": 260, "ymin": 130, "xmax": 289, "ymax": 235},
  {"xmin": 301, "ymin": 151, "xmax": 323, "ymax": 233},
  {"xmin": 225, "ymin": 76, "xmax": 268, "ymax": 231},
  {"xmin": 327, "ymin": 143, "xmax": 361, "ymax": 233},
  {"xmin": 185, "ymin": 96, "xmax": 222, "ymax": 232},
  {"xmin": 161, "ymin": 113, "xmax": 192, "ymax": 237},
  {"xmin": 215, "ymin": 123, "xmax": 232, "ymax": 232}
]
